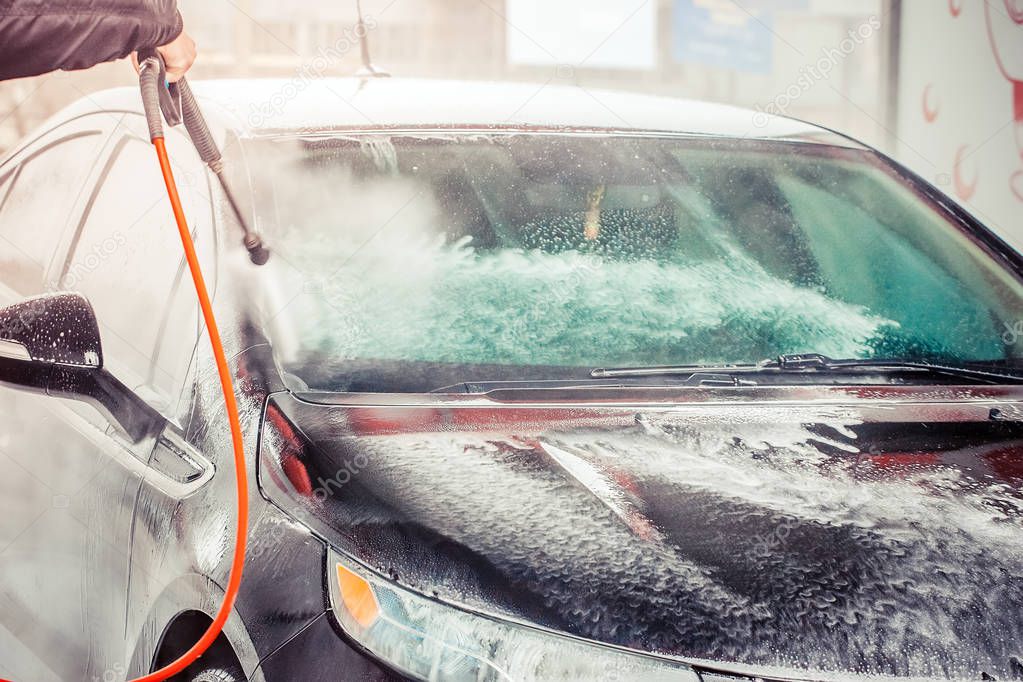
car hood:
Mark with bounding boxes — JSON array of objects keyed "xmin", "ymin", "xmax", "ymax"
[{"xmin": 261, "ymin": 388, "xmax": 1023, "ymax": 680}]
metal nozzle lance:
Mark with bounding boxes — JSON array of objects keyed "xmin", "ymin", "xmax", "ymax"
[{"xmin": 137, "ymin": 48, "xmax": 270, "ymax": 266}]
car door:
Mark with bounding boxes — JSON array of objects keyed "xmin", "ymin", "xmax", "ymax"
[
  {"xmin": 0, "ymin": 116, "xmax": 123, "ymax": 682},
  {"xmin": 56, "ymin": 115, "xmax": 215, "ymax": 681},
  {"xmin": 0, "ymin": 113, "xmax": 212, "ymax": 681}
]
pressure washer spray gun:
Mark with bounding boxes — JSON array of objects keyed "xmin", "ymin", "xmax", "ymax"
[{"xmin": 137, "ymin": 49, "xmax": 270, "ymax": 266}]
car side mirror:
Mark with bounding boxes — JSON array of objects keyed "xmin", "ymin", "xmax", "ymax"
[
  {"xmin": 0, "ymin": 293, "xmax": 163, "ymax": 442},
  {"xmin": 0, "ymin": 292, "xmax": 103, "ymax": 368}
]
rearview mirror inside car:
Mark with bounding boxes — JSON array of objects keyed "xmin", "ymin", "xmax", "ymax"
[{"xmin": 0, "ymin": 292, "xmax": 163, "ymax": 442}]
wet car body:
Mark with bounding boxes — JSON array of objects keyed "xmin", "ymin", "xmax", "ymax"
[
  {"xmin": 0, "ymin": 79, "xmax": 1022, "ymax": 681},
  {"xmin": 258, "ymin": 386, "xmax": 1023, "ymax": 680}
]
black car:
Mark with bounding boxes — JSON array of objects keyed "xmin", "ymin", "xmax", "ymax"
[{"xmin": 1, "ymin": 78, "xmax": 1023, "ymax": 682}]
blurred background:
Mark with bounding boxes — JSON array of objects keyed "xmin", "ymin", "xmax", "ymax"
[{"xmin": 0, "ymin": 0, "xmax": 1020, "ymax": 246}]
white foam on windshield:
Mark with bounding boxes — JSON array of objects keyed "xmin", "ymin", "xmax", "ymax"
[{"xmin": 282, "ymin": 232, "xmax": 891, "ymax": 369}]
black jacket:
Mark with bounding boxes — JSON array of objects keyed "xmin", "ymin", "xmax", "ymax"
[{"xmin": 0, "ymin": 0, "xmax": 182, "ymax": 81}]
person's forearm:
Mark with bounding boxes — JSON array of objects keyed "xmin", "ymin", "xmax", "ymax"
[{"xmin": 0, "ymin": 0, "xmax": 183, "ymax": 81}]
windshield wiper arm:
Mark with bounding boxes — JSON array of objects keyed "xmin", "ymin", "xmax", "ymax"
[
  {"xmin": 591, "ymin": 353, "xmax": 1023, "ymax": 384},
  {"xmin": 769, "ymin": 353, "xmax": 1023, "ymax": 383}
]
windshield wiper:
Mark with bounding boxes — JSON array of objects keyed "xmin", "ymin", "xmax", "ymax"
[{"xmin": 591, "ymin": 353, "xmax": 1023, "ymax": 385}]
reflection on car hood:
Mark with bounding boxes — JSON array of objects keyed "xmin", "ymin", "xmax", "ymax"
[{"xmin": 263, "ymin": 392, "xmax": 1023, "ymax": 680}]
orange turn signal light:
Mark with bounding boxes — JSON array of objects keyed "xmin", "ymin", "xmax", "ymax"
[{"xmin": 336, "ymin": 562, "xmax": 381, "ymax": 628}]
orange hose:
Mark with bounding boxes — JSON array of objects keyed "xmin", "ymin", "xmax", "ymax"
[{"xmin": 132, "ymin": 136, "xmax": 250, "ymax": 681}]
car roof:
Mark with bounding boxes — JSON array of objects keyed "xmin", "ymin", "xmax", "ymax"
[{"xmin": 71, "ymin": 77, "xmax": 862, "ymax": 148}]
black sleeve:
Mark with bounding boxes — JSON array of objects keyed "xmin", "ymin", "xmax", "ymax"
[{"xmin": 0, "ymin": 0, "xmax": 183, "ymax": 81}]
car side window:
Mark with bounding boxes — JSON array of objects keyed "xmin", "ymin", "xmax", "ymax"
[
  {"xmin": 62, "ymin": 133, "xmax": 210, "ymax": 415},
  {"xmin": 0, "ymin": 131, "xmax": 106, "ymax": 295},
  {"xmin": 151, "ymin": 259, "xmax": 205, "ymax": 419}
]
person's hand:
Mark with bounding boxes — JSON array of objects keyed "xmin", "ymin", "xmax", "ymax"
[
  {"xmin": 158, "ymin": 30, "xmax": 196, "ymax": 81},
  {"xmin": 130, "ymin": 30, "xmax": 197, "ymax": 82}
]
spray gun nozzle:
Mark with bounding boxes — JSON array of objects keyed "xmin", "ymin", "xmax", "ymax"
[{"xmin": 244, "ymin": 235, "xmax": 271, "ymax": 265}]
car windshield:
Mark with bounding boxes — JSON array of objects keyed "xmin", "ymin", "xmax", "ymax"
[{"xmin": 243, "ymin": 133, "xmax": 1023, "ymax": 393}]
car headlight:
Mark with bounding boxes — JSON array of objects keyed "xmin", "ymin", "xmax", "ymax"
[{"xmin": 327, "ymin": 548, "xmax": 701, "ymax": 682}]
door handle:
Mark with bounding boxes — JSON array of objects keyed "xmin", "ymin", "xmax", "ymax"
[{"xmin": 151, "ymin": 427, "xmax": 210, "ymax": 484}]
